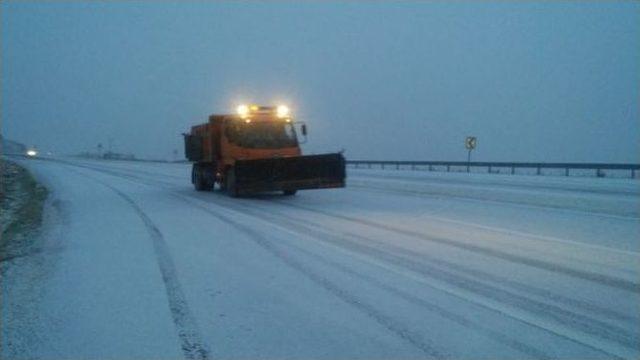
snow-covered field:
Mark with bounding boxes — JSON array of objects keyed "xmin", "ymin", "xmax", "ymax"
[{"xmin": 2, "ymin": 157, "xmax": 639, "ymax": 359}]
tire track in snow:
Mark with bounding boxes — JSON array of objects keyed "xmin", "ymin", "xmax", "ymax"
[
  {"xmin": 266, "ymin": 235, "xmax": 554, "ymax": 360},
  {"xmin": 253, "ymin": 202, "xmax": 637, "ymax": 322},
  {"xmin": 258, "ymin": 202, "xmax": 640, "ymax": 356},
  {"xmin": 61, "ymin": 159, "xmax": 640, "ymax": 290},
  {"xmin": 195, "ymin": 196, "xmax": 554, "ymax": 359},
  {"xmin": 57, "ymin": 161, "xmax": 638, "ymax": 311},
  {"xmin": 63, "ymin": 166, "xmax": 210, "ymax": 360},
  {"xmin": 175, "ymin": 195, "xmax": 449, "ymax": 359},
  {"xmin": 191, "ymin": 195, "xmax": 636, "ymax": 359},
  {"xmin": 54, "ymin": 159, "xmax": 638, "ymax": 359},
  {"xmin": 273, "ymin": 201, "xmax": 640, "ymax": 294},
  {"xmin": 60, "ymin": 162, "xmax": 448, "ymax": 357},
  {"xmin": 49, "ymin": 161, "xmax": 562, "ymax": 357}
]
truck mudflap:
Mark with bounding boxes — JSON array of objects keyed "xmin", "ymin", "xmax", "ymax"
[{"xmin": 234, "ymin": 153, "xmax": 346, "ymax": 193}]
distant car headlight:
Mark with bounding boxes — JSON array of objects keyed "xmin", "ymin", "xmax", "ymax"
[{"xmin": 26, "ymin": 149, "xmax": 38, "ymax": 157}]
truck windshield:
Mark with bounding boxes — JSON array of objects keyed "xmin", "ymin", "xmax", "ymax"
[{"xmin": 225, "ymin": 121, "xmax": 298, "ymax": 149}]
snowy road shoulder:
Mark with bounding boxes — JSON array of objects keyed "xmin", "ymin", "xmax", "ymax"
[{"xmin": 2, "ymin": 160, "xmax": 184, "ymax": 359}]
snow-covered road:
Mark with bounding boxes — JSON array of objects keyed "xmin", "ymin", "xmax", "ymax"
[{"xmin": 3, "ymin": 157, "xmax": 639, "ymax": 359}]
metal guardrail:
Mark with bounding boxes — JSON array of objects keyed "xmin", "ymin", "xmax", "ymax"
[{"xmin": 347, "ymin": 160, "xmax": 640, "ymax": 178}]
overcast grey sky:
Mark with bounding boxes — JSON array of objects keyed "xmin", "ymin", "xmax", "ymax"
[{"xmin": 2, "ymin": 1, "xmax": 639, "ymax": 162}]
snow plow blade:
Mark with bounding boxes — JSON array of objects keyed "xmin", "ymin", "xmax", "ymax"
[{"xmin": 234, "ymin": 153, "xmax": 346, "ymax": 193}]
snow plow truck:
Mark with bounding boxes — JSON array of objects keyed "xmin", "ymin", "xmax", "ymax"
[{"xmin": 184, "ymin": 105, "xmax": 346, "ymax": 197}]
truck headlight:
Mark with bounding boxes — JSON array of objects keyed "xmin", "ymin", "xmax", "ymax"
[
  {"xmin": 276, "ymin": 105, "xmax": 290, "ymax": 118},
  {"xmin": 237, "ymin": 104, "xmax": 249, "ymax": 118}
]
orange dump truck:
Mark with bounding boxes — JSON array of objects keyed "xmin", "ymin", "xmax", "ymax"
[{"xmin": 183, "ymin": 105, "xmax": 346, "ymax": 197}]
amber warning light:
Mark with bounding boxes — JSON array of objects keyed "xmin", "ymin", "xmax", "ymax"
[{"xmin": 236, "ymin": 104, "xmax": 291, "ymax": 120}]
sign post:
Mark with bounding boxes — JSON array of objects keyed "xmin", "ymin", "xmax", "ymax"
[{"xmin": 465, "ymin": 136, "xmax": 477, "ymax": 172}]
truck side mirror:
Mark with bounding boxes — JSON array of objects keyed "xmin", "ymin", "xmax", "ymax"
[{"xmin": 301, "ymin": 124, "xmax": 307, "ymax": 136}]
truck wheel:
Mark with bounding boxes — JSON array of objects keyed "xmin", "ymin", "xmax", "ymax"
[
  {"xmin": 226, "ymin": 169, "xmax": 239, "ymax": 197},
  {"xmin": 218, "ymin": 174, "xmax": 226, "ymax": 192},
  {"xmin": 194, "ymin": 165, "xmax": 213, "ymax": 191},
  {"xmin": 194, "ymin": 166, "xmax": 204, "ymax": 191},
  {"xmin": 203, "ymin": 178, "xmax": 214, "ymax": 191},
  {"xmin": 283, "ymin": 190, "xmax": 297, "ymax": 196},
  {"xmin": 203, "ymin": 171, "xmax": 214, "ymax": 191}
]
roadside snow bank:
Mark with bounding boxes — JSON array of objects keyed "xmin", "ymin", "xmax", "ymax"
[
  {"xmin": 0, "ymin": 159, "xmax": 48, "ymax": 262},
  {"xmin": 1, "ymin": 159, "xmax": 53, "ymax": 358}
]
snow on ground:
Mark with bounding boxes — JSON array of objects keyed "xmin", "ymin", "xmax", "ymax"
[
  {"xmin": 2, "ymin": 156, "xmax": 639, "ymax": 359},
  {"xmin": 0, "ymin": 160, "xmax": 48, "ymax": 254}
]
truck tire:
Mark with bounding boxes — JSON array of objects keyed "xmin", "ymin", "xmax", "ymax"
[
  {"xmin": 203, "ymin": 179, "xmax": 214, "ymax": 191},
  {"xmin": 194, "ymin": 164, "xmax": 213, "ymax": 191},
  {"xmin": 218, "ymin": 174, "xmax": 226, "ymax": 192},
  {"xmin": 283, "ymin": 190, "xmax": 297, "ymax": 196},
  {"xmin": 194, "ymin": 167, "xmax": 206, "ymax": 191},
  {"xmin": 226, "ymin": 168, "xmax": 239, "ymax": 197}
]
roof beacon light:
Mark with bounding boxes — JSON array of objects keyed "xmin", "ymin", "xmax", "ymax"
[{"xmin": 276, "ymin": 105, "xmax": 290, "ymax": 119}]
